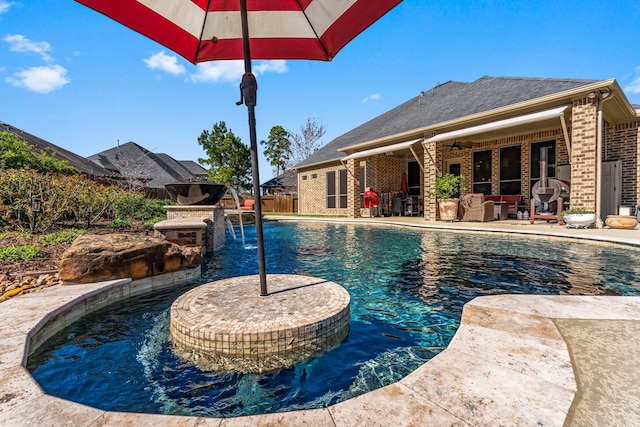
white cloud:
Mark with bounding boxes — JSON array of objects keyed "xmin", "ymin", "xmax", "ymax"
[
  {"xmin": 3, "ymin": 34, "xmax": 53, "ymax": 62},
  {"xmin": 0, "ymin": 1, "xmax": 12, "ymax": 15},
  {"xmin": 189, "ymin": 60, "xmax": 245, "ymax": 83},
  {"xmin": 6, "ymin": 65, "xmax": 69, "ymax": 93},
  {"xmin": 143, "ymin": 51, "xmax": 186, "ymax": 75},
  {"xmin": 362, "ymin": 93, "xmax": 381, "ymax": 103},
  {"xmin": 189, "ymin": 60, "xmax": 288, "ymax": 84},
  {"xmin": 254, "ymin": 60, "xmax": 288, "ymax": 75},
  {"xmin": 625, "ymin": 66, "xmax": 640, "ymax": 94}
]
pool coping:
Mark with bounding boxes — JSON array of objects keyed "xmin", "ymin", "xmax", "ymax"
[{"xmin": 1, "ymin": 218, "xmax": 640, "ymax": 426}]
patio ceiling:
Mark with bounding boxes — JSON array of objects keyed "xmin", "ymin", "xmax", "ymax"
[{"xmin": 340, "ymin": 138, "xmax": 424, "ymax": 169}]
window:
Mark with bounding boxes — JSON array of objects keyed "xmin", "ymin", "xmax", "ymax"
[
  {"xmin": 327, "ymin": 171, "xmax": 336, "ymax": 208},
  {"xmin": 339, "ymin": 169, "xmax": 348, "ymax": 208},
  {"xmin": 407, "ymin": 161, "xmax": 421, "ymax": 195},
  {"xmin": 529, "ymin": 140, "xmax": 556, "ymax": 197},
  {"xmin": 302, "ymin": 175, "xmax": 307, "ymax": 181},
  {"xmin": 472, "ymin": 150, "xmax": 492, "ymax": 194},
  {"xmin": 499, "ymin": 145, "xmax": 521, "ymax": 195}
]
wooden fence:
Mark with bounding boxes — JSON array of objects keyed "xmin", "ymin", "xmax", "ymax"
[
  {"xmin": 260, "ymin": 194, "xmax": 297, "ymax": 213},
  {"xmin": 218, "ymin": 194, "xmax": 297, "ymax": 213}
]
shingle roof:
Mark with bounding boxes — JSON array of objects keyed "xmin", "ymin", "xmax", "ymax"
[
  {"xmin": 88, "ymin": 142, "xmax": 205, "ymax": 189},
  {"xmin": 295, "ymin": 76, "xmax": 601, "ymax": 168},
  {"xmin": 178, "ymin": 160, "xmax": 208, "ymax": 177},
  {"xmin": 0, "ymin": 121, "xmax": 112, "ymax": 176},
  {"xmin": 261, "ymin": 169, "xmax": 297, "ymax": 191}
]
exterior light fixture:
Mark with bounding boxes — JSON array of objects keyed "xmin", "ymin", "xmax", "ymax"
[{"xmin": 30, "ymin": 196, "xmax": 41, "ymax": 233}]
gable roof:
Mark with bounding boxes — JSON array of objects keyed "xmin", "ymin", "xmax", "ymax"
[
  {"xmin": 88, "ymin": 142, "xmax": 205, "ymax": 189},
  {"xmin": 261, "ymin": 169, "xmax": 298, "ymax": 192},
  {"xmin": 295, "ymin": 76, "xmax": 603, "ymax": 168},
  {"xmin": 0, "ymin": 121, "xmax": 112, "ymax": 176}
]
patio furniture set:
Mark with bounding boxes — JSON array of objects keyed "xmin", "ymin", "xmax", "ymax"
[{"xmin": 458, "ymin": 194, "xmax": 523, "ymax": 222}]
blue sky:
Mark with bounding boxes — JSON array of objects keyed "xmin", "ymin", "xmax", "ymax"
[{"xmin": 2, "ymin": 1, "xmax": 640, "ymax": 181}]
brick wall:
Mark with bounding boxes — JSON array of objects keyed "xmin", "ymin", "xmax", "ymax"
[
  {"xmin": 607, "ymin": 120, "xmax": 640, "ymax": 207},
  {"xmin": 440, "ymin": 128, "xmax": 568, "ymax": 208},
  {"xmin": 424, "ymin": 140, "xmax": 439, "ymax": 220},
  {"xmin": 570, "ymin": 98, "xmax": 598, "ymax": 211},
  {"xmin": 371, "ymin": 155, "xmax": 408, "ymax": 194},
  {"xmin": 298, "ymin": 163, "xmax": 349, "ymax": 216},
  {"xmin": 347, "ymin": 158, "xmax": 361, "ymax": 218}
]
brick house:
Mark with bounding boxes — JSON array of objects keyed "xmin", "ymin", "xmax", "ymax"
[{"xmin": 294, "ymin": 76, "xmax": 639, "ymax": 224}]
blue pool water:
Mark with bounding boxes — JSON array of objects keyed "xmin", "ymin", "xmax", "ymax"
[{"xmin": 27, "ymin": 221, "xmax": 640, "ymax": 417}]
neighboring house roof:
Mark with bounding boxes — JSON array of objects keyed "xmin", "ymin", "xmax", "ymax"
[
  {"xmin": 0, "ymin": 121, "xmax": 112, "ymax": 176},
  {"xmin": 261, "ymin": 169, "xmax": 298, "ymax": 192},
  {"xmin": 178, "ymin": 160, "xmax": 208, "ymax": 177},
  {"xmin": 295, "ymin": 76, "xmax": 604, "ymax": 168},
  {"xmin": 88, "ymin": 141, "xmax": 205, "ymax": 189}
]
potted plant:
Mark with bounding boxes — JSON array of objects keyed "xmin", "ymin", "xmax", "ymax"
[
  {"xmin": 558, "ymin": 207, "xmax": 596, "ymax": 228},
  {"xmin": 429, "ymin": 173, "xmax": 463, "ymax": 221}
]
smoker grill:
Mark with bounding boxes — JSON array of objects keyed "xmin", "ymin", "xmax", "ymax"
[{"xmin": 529, "ymin": 146, "xmax": 570, "ymax": 223}]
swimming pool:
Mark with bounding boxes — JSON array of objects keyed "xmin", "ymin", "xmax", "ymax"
[{"xmin": 27, "ymin": 221, "xmax": 640, "ymax": 417}]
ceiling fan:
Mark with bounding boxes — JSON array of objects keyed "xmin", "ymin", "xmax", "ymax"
[{"xmin": 444, "ymin": 139, "xmax": 476, "ymax": 150}]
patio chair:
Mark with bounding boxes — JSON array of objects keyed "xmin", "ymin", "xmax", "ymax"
[
  {"xmin": 392, "ymin": 197, "xmax": 403, "ymax": 216},
  {"xmin": 459, "ymin": 193, "xmax": 493, "ymax": 222}
]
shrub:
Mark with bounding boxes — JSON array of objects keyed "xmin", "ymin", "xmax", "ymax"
[
  {"xmin": 142, "ymin": 198, "xmax": 173, "ymax": 220},
  {"xmin": 144, "ymin": 216, "xmax": 164, "ymax": 230},
  {"xmin": 39, "ymin": 229, "xmax": 84, "ymax": 246},
  {"xmin": 108, "ymin": 192, "xmax": 146, "ymax": 220},
  {"xmin": 0, "ymin": 245, "xmax": 41, "ymax": 262},
  {"xmin": 0, "ymin": 131, "xmax": 77, "ymax": 174},
  {"xmin": 429, "ymin": 173, "xmax": 464, "ymax": 200},
  {"xmin": 109, "ymin": 218, "xmax": 133, "ymax": 229},
  {"xmin": 558, "ymin": 207, "xmax": 595, "ymax": 220}
]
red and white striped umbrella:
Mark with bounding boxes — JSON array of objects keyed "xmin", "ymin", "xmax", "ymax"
[
  {"xmin": 76, "ymin": 0, "xmax": 402, "ymax": 295},
  {"xmin": 75, "ymin": 0, "xmax": 402, "ymax": 63}
]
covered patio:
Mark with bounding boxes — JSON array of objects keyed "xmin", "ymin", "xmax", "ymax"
[{"xmin": 296, "ymin": 77, "xmax": 639, "ymax": 225}]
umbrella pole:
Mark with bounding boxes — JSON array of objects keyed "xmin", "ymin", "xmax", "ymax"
[{"xmin": 239, "ymin": 0, "xmax": 268, "ymax": 296}]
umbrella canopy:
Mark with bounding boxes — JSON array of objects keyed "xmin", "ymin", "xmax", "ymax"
[
  {"xmin": 76, "ymin": 0, "xmax": 403, "ymax": 295},
  {"xmin": 75, "ymin": 0, "xmax": 402, "ymax": 63},
  {"xmin": 401, "ymin": 172, "xmax": 408, "ymax": 194}
]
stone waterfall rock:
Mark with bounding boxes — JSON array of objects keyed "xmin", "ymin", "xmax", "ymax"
[{"xmin": 59, "ymin": 234, "xmax": 202, "ymax": 284}]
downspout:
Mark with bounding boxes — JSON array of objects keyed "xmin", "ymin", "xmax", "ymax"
[{"xmin": 596, "ymin": 90, "xmax": 616, "ymax": 228}]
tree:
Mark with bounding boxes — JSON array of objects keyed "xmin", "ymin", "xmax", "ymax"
[
  {"xmin": 260, "ymin": 125, "xmax": 290, "ymax": 177},
  {"xmin": 197, "ymin": 122, "xmax": 252, "ymax": 189},
  {"xmin": 0, "ymin": 132, "xmax": 77, "ymax": 174},
  {"xmin": 286, "ymin": 117, "xmax": 326, "ymax": 168}
]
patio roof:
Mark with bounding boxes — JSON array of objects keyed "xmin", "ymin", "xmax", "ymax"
[
  {"xmin": 423, "ymin": 105, "xmax": 570, "ymax": 143},
  {"xmin": 340, "ymin": 138, "xmax": 423, "ymax": 162}
]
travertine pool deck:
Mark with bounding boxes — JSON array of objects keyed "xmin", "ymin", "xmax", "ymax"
[{"xmin": 1, "ymin": 217, "xmax": 640, "ymax": 426}]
